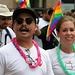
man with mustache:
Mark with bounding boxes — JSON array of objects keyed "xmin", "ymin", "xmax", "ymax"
[
  {"xmin": 0, "ymin": 4, "xmax": 16, "ymax": 47},
  {"xmin": 0, "ymin": 7, "xmax": 54, "ymax": 75}
]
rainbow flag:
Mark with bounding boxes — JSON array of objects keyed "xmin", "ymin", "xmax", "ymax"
[
  {"xmin": 25, "ymin": 0, "xmax": 31, "ymax": 7},
  {"xmin": 46, "ymin": 1, "xmax": 63, "ymax": 41},
  {"xmin": 15, "ymin": 0, "xmax": 31, "ymax": 8},
  {"xmin": 15, "ymin": 0, "xmax": 22, "ymax": 5}
]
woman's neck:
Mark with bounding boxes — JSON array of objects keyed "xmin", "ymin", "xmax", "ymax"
[{"xmin": 61, "ymin": 44, "xmax": 74, "ymax": 54}]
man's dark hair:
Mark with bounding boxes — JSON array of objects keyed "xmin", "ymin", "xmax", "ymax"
[
  {"xmin": 43, "ymin": 8, "xmax": 54, "ymax": 15},
  {"xmin": 71, "ymin": 9, "xmax": 75, "ymax": 13}
]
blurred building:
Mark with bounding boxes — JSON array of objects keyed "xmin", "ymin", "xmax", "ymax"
[
  {"xmin": 0, "ymin": 0, "xmax": 59, "ymax": 10},
  {"xmin": 0, "ymin": 0, "xmax": 74, "ymax": 13}
]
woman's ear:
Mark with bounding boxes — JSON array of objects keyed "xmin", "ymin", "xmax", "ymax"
[{"xmin": 57, "ymin": 31, "xmax": 60, "ymax": 37}]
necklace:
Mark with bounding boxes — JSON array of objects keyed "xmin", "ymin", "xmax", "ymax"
[
  {"xmin": 57, "ymin": 43, "xmax": 75, "ymax": 75},
  {"xmin": 12, "ymin": 37, "xmax": 41, "ymax": 68}
]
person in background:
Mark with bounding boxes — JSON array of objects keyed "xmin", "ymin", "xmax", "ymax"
[
  {"xmin": 40, "ymin": 11, "xmax": 44, "ymax": 18},
  {"xmin": 35, "ymin": 8, "xmax": 59, "ymax": 50},
  {"xmin": 38, "ymin": 8, "xmax": 53, "ymax": 29},
  {"xmin": 0, "ymin": 7, "xmax": 54, "ymax": 75},
  {"xmin": 7, "ymin": 16, "xmax": 13, "ymax": 29},
  {"xmin": 34, "ymin": 8, "xmax": 54, "ymax": 48},
  {"xmin": 66, "ymin": 12, "xmax": 71, "ymax": 16},
  {"xmin": 47, "ymin": 16, "xmax": 75, "ymax": 75},
  {"xmin": 35, "ymin": 24, "xmax": 59, "ymax": 50},
  {"xmin": 72, "ymin": 12, "xmax": 75, "ymax": 19},
  {"xmin": 71, "ymin": 9, "xmax": 75, "ymax": 15},
  {"xmin": 0, "ymin": 4, "xmax": 16, "ymax": 47}
]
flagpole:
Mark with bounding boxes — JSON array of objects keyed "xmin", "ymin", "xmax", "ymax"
[
  {"xmin": 52, "ymin": 32, "xmax": 59, "ymax": 42},
  {"xmin": 60, "ymin": 0, "xmax": 63, "ymax": 15}
]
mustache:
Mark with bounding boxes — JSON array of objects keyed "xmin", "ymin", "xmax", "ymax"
[{"xmin": 19, "ymin": 25, "xmax": 31, "ymax": 32}]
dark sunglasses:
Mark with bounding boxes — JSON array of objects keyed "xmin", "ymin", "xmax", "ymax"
[
  {"xmin": 0, "ymin": 17, "xmax": 12, "ymax": 20},
  {"xmin": 15, "ymin": 18, "xmax": 34, "ymax": 25}
]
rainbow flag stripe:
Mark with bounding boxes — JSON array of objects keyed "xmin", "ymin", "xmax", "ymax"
[
  {"xmin": 25, "ymin": 0, "xmax": 31, "ymax": 7},
  {"xmin": 15, "ymin": 0, "xmax": 22, "ymax": 5},
  {"xmin": 15, "ymin": 0, "xmax": 31, "ymax": 8},
  {"xmin": 46, "ymin": 1, "xmax": 63, "ymax": 41}
]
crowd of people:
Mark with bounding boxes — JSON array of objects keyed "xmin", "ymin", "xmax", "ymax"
[{"xmin": 0, "ymin": 3, "xmax": 75, "ymax": 75}]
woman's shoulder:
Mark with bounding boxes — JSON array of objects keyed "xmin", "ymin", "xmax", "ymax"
[{"xmin": 47, "ymin": 47, "xmax": 57, "ymax": 55}]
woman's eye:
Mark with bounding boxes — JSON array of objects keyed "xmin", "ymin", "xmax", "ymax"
[
  {"xmin": 63, "ymin": 28, "xmax": 75, "ymax": 32},
  {"xmin": 70, "ymin": 29, "xmax": 75, "ymax": 32},
  {"xmin": 63, "ymin": 29, "xmax": 67, "ymax": 32}
]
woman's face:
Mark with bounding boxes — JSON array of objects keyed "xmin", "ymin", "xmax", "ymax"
[{"xmin": 57, "ymin": 21, "xmax": 75, "ymax": 45}]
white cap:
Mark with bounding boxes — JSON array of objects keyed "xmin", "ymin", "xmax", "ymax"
[{"xmin": 0, "ymin": 4, "xmax": 13, "ymax": 16}]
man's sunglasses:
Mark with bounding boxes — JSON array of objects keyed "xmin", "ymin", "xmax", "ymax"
[
  {"xmin": 15, "ymin": 18, "xmax": 34, "ymax": 25},
  {"xmin": 0, "ymin": 17, "xmax": 12, "ymax": 20}
]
